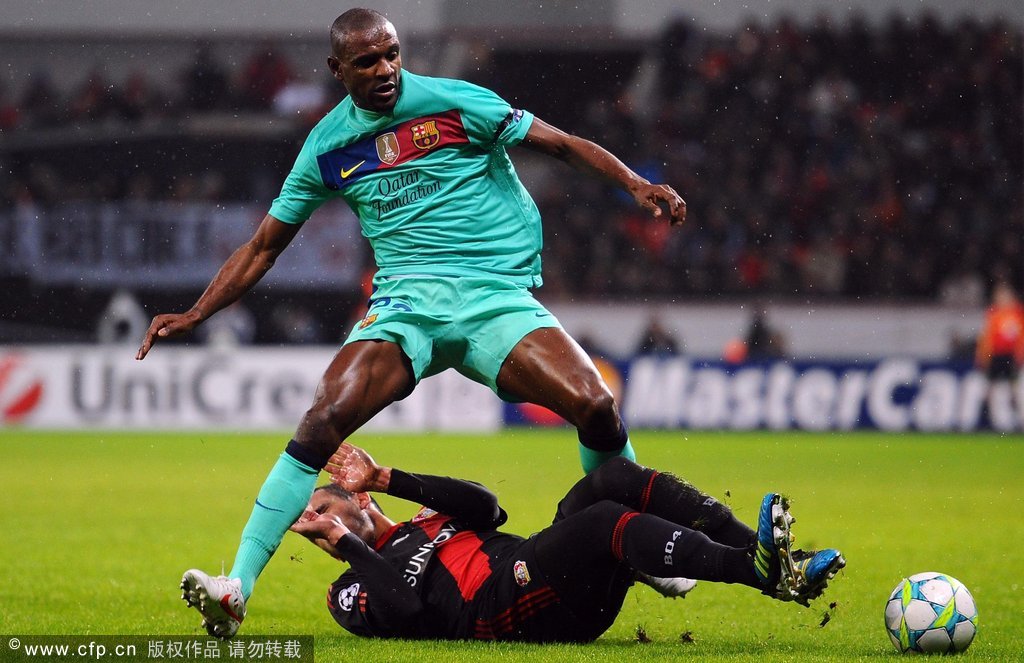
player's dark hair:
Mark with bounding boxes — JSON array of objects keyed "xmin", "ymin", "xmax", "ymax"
[
  {"xmin": 315, "ymin": 483, "xmax": 354, "ymax": 501},
  {"xmin": 331, "ymin": 8, "xmax": 391, "ymax": 52},
  {"xmin": 314, "ymin": 483, "xmax": 384, "ymax": 514}
]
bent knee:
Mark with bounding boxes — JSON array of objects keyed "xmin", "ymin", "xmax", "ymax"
[{"xmin": 569, "ymin": 385, "xmax": 619, "ymax": 430}]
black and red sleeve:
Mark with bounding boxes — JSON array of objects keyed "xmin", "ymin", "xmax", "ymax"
[{"xmin": 387, "ymin": 468, "xmax": 507, "ymax": 529}]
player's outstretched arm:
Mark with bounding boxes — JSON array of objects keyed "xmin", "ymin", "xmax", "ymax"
[
  {"xmin": 328, "ymin": 443, "xmax": 506, "ymax": 528},
  {"xmin": 135, "ymin": 214, "xmax": 300, "ymax": 359},
  {"xmin": 521, "ymin": 117, "xmax": 686, "ymax": 227}
]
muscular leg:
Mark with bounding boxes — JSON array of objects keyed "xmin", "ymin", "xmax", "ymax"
[
  {"xmin": 293, "ymin": 340, "xmax": 416, "ymax": 458},
  {"xmin": 534, "ymin": 501, "xmax": 759, "ymax": 627},
  {"xmin": 554, "ymin": 456, "xmax": 756, "ymax": 548},
  {"xmin": 229, "ymin": 340, "xmax": 415, "ymax": 597},
  {"xmin": 497, "ymin": 328, "xmax": 633, "ymax": 472}
]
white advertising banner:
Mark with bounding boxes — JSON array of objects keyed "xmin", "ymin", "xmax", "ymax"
[
  {"xmin": 0, "ymin": 346, "xmax": 503, "ymax": 432},
  {"xmin": 620, "ymin": 357, "xmax": 1024, "ymax": 433},
  {"xmin": 0, "ymin": 202, "xmax": 362, "ymax": 290}
]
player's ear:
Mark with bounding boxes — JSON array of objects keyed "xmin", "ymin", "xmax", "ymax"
[
  {"xmin": 354, "ymin": 492, "xmax": 372, "ymax": 510},
  {"xmin": 327, "ymin": 55, "xmax": 344, "ymax": 81}
]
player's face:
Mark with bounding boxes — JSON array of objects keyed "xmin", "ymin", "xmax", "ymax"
[
  {"xmin": 329, "ymin": 23, "xmax": 402, "ymax": 113},
  {"xmin": 308, "ymin": 491, "xmax": 363, "ymax": 530}
]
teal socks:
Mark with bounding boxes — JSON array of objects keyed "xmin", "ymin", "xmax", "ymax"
[
  {"xmin": 228, "ymin": 452, "xmax": 319, "ymax": 599},
  {"xmin": 578, "ymin": 439, "xmax": 636, "ymax": 473}
]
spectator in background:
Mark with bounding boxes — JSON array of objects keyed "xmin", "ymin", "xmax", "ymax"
[
  {"xmin": 947, "ymin": 331, "xmax": 976, "ymax": 363},
  {"xmin": 744, "ymin": 306, "xmax": 786, "ymax": 360},
  {"xmin": 117, "ymin": 70, "xmax": 165, "ymax": 122},
  {"xmin": 636, "ymin": 315, "xmax": 681, "ymax": 356},
  {"xmin": 724, "ymin": 306, "xmax": 785, "ymax": 364},
  {"xmin": 938, "ymin": 261, "xmax": 986, "ymax": 309},
  {"xmin": 239, "ymin": 42, "xmax": 293, "ymax": 110},
  {"xmin": 96, "ymin": 290, "xmax": 149, "ymax": 344},
  {"xmin": 975, "ymin": 282, "xmax": 1024, "ymax": 384},
  {"xmin": 68, "ymin": 68, "xmax": 118, "ymax": 122},
  {"xmin": 0, "ymin": 82, "xmax": 19, "ymax": 130},
  {"xmin": 20, "ymin": 71, "xmax": 63, "ymax": 127},
  {"xmin": 182, "ymin": 44, "xmax": 229, "ymax": 112},
  {"xmin": 198, "ymin": 301, "xmax": 256, "ymax": 348},
  {"xmin": 271, "ymin": 303, "xmax": 322, "ymax": 345},
  {"xmin": 575, "ymin": 332, "xmax": 615, "ymax": 362}
]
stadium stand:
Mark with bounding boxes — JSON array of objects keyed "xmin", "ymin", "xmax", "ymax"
[{"xmin": 1, "ymin": 13, "xmax": 1021, "ymax": 342}]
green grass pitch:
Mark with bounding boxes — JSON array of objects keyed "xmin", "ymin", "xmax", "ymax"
[{"xmin": 1, "ymin": 429, "xmax": 1022, "ymax": 661}]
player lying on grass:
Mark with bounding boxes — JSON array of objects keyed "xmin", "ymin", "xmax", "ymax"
[{"xmin": 183, "ymin": 443, "xmax": 845, "ymax": 641}]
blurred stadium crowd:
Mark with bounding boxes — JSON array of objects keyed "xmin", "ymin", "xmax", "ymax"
[
  {"xmin": 539, "ymin": 14, "xmax": 1022, "ymax": 301},
  {"xmin": 0, "ymin": 13, "xmax": 1021, "ymax": 341}
]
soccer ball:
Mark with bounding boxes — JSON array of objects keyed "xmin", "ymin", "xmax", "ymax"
[{"xmin": 884, "ymin": 572, "xmax": 978, "ymax": 654}]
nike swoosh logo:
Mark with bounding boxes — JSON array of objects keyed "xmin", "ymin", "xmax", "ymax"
[
  {"xmin": 340, "ymin": 160, "xmax": 366, "ymax": 179},
  {"xmin": 535, "ymin": 312, "xmax": 548, "ymax": 317},
  {"xmin": 219, "ymin": 594, "xmax": 244, "ymax": 623},
  {"xmin": 391, "ymin": 533, "xmax": 411, "ymax": 547},
  {"xmin": 254, "ymin": 499, "xmax": 284, "ymax": 513}
]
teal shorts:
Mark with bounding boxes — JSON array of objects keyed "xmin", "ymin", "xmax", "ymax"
[{"xmin": 344, "ymin": 276, "xmax": 562, "ymax": 397}]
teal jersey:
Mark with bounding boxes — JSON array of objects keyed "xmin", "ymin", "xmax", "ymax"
[{"xmin": 269, "ymin": 71, "xmax": 542, "ymax": 287}]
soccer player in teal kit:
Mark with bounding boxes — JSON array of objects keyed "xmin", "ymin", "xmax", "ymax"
[{"xmin": 137, "ymin": 8, "xmax": 687, "ymax": 638}]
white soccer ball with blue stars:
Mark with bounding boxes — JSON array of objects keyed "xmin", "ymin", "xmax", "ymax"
[{"xmin": 884, "ymin": 572, "xmax": 978, "ymax": 654}]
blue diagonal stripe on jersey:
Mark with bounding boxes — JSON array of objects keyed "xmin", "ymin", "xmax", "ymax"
[
  {"xmin": 317, "ymin": 137, "xmax": 382, "ymax": 191},
  {"xmin": 316, "ymin": 110, "xmax": 469, "ymax": 191}
]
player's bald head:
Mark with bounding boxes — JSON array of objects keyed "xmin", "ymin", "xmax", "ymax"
[{"xmin": 330, "ymin": 8, "xmax": 395, "ymax": 57}]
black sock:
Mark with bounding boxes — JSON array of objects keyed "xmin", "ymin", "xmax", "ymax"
[
  {"xmin": 285, "ymin": 439, "xmax": 334, "ymax": 470},
  {"xmin": 615, "ymin": 512, "xmax": 759, "ymax": 587},
  {"xmin": 577, "ymin": 422, "xmax": 629, "ymax": 452},
  {"xmin": 645, "ymin": 473, "xmax": 756, "ymax": 548}
]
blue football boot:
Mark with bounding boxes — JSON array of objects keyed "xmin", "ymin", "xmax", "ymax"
[
  {"xmin": 753, "ymin": 492, "xmax": 799, "ymax": 601},
  {"xmin": 790, "ymin": 548, "xmax": 846, "ymax": 606}
]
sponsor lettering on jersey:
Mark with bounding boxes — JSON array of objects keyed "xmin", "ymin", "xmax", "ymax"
[
  {"xmin": 372, "ymin": 179, "xmax": 443, "ymax": 220},
  {"xmin": 404, "ymin": 521, "xmax": 457, "ymax": 587}
]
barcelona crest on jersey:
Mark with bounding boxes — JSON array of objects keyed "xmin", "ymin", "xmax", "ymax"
[{"xmin": 411, "ymin": 120, "xmax": 441, "ymax": 150}]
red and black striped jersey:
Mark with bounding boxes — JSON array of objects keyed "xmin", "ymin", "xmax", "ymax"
[
  {"xmin": 325, "ymin": 468, "xmax": 572, "ymax": 640},
  {"xmin": 328, "ymin": 506, "xmax": 527, "ymax": 638}
]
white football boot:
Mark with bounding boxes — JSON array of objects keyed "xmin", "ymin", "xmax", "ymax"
[
  {"xmin": 180, "ymin": 569, "xmax": 246, "ymax": 639},
  {"xmin": 638, "ymin": 573, "xmax": 698, "ymax": 598}
]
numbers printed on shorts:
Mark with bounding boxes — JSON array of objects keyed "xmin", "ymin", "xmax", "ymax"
[
  {"xmin": 358, "ymin": 297, "xmax": 413, "ymax": 329},
  {"xmin": 368, "ymin": 296, "xmax": 413, "ymax": 312}
]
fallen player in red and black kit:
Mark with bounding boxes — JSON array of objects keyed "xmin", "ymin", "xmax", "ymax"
[{"xmin": 288, "ymin": 443, "xmax": 845, "ymax": 643}]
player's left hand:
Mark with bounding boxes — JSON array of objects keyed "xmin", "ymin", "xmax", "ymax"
[
  {"xmin": 290, "ymin": 508, "xmax": 348, "ymax": 559},
  {"xmin": 631, "ymin": 182, "xmax": 686, "ymax": 226}
]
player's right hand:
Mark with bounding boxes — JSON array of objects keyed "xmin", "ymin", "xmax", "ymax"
[
  {"xmin": 326, "ymin": 442, "xmax": 390, "ymax": 493},
  {"xmin": 136, "ymin": 310, "xmax": 203, "ymax": 360}
]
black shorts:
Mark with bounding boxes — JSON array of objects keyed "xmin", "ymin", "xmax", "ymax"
[
  {"xmin": 472, "ymin": 534, "xmax": 630, "ymax": 643},
  {"xmin": 988, "ymin": 354, "xmax": 1019, "ymax": 381}
]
